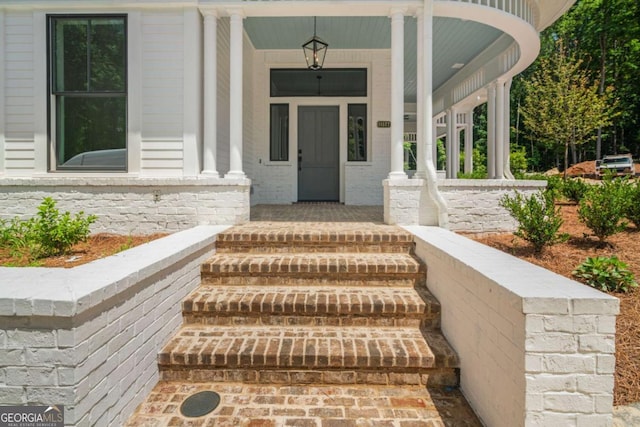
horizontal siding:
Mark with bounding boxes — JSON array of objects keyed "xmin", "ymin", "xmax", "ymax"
[
  {"xmin": 4, "ymin": 12, "xmax": 35, "ymax": 173},
  {"xmin": 140, "ymin": 11, "xmax": 184, "ymax": 176},
  {"xmin": 140, "ymin": 137, "xmax": 183, "ymax": 176}
]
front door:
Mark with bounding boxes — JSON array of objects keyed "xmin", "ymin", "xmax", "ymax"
[{"xmin": 297, "ymin": 106, "xmax": 340, "ymax": 201}]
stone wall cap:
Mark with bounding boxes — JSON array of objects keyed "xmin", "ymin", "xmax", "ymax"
[
  {"xmin": 0, "ymin": 225, "xmax": 229, "ymax": 318},
  {"xmin": 406, "ymin": 225, "xmax": 619, "ymax": 315},
  {"xmin": 0, "ymin": 177, "xmax": 252, "ymax": 187}
]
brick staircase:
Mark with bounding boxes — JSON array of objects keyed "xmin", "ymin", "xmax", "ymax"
[
  {"xmin": 158, "ymin": 222, "xmax": 459, "ymax": 388},
  {"xmin": 127, "ymin": 222, "xmax": 481, "ymax": 426}
]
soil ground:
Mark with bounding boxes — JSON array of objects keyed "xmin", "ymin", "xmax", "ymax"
[
  {"xmin": 0, "ymin": 233, "xmax": 167, "ymax": 268},
  {"xmin": 472, "ymin": 204, "xmax": 640, "ymax": 406}
]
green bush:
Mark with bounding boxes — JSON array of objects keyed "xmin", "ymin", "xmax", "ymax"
[
  {"xmin": 573, "ymin": 256, "xmax": 638, "ymax": 293},
  {"xmin": 500, "ymin": 190, "xmax": 569, "ymax": 253},
  {"xmin": 510, "ymin": 147, "xmax": 528, "ymax": 176},
  {"xmin": 578, "ymin": 177, "xmax": 630, "ymax": 243},
  {"xmin": 0, "ymin": 197, "xmax": 97, "ymax": 260},
  {"xmin": 626, "ymin": 180, "xmax": 640, "ymax": 227},
  {"xmin": 561, "ymin": 178, "xmax": 590, "ymax": 203}
]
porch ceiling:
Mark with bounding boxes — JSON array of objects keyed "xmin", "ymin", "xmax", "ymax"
[{"xmin": 244, "ymin": 16, "xmax": 505, "ymax": 103}]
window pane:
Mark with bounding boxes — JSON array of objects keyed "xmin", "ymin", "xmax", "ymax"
[
  {"xmin": 53, "ymin": 19, "xmax": 88, "ymax": 92},
  {"xmin": 56, "ymin": 96, "xmax": 127, "ymax": 169},
  {"xmin": 90, "ymin": 18, "xmax": 126, "ymax": 91},
  {"xmin": 271, "ymin": 69, "xmax": 367, "ymax": 97},
  {"xmin": 348, "ymin": 104, "xmax": 367, "ymax": 161},
  {"xmin": 270, "ymin": 104, "xmax": 289, "ymax": 161}
]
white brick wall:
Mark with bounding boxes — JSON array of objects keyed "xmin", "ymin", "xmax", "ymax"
[
  {"xmin": 385, "ymin": 178, "xmax": 546, "ymax": 232},
  {"xmin": 0, "ymin": 177, "xmax": 250, "ymax": 234},
  {"xmin": 0, "ymin": 225, "xmax": 226, "ymax": 426},
  {"xmin": 407, "ymin": 226, "xmax": 619, "ymax": 427},
  {"xmin": 439, "ymin": 179, "xmax": 546, "ymax": 233}
]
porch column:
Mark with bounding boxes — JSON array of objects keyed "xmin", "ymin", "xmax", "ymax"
[
  {"xmin": 495, "ymin": 79, "xmax": 505, "ymax": 179},
  {"xmin": 464, "ymin": 109, "xmax": 474, "ymax": 174},
  {"xmin": 225, "ymin": 9, "xmax": 245, "ymax": 179},
  {"xmin": 202, "ymin": 11, "xmax": 218, "ymax": 176},
  {"xmin": 432, "ymin": 118, "xmax": 438, "ymax": 169},
  {"xmin": 414, "ymin": 10, "xmax": 426, "ymax": 179},
  {"xmin": 389, "ymin": 9, "xmax": 407, "ymax": 179},
  {"xmin": 503, "ymin": 78, "xmax": 514, "ymax": 179},
  {"xmin": 445, "ymin": 108, "xmax": 457, "ymax": 178},
  {"xmin": 486, "ymin": 83, "xmax": 496, "ymax": 178}
]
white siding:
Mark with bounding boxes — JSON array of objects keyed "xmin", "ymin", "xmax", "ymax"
[
  {"xmin": 3, "ymin": 12, "xmax": 35, "ymax": 175},
  {"xmin": 0, "ymin": 10, "xmax": 5, "ymax": 174},
  {"xmin": 140, "ymin": 11, "xmax": 184, "ymax": 175}
]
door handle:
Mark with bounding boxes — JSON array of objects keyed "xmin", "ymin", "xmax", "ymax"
[{"xmin": 298, "ymin": 155, "xmax": 302, "ymax": 171}]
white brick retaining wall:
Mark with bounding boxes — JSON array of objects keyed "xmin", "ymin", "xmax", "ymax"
[
  {"xmin": 407, "ymin": 226, "xmax": 619, "ymax": 427},
  {"xmin": 385, "ymin": 178, "xmax": 546, "ymax": 232},
  {"xmin": 0, "ymin": 225, "xmax": 227, "ymax": 426},
  {"xmin": 439, "ymin": 179, "xmax": 546, "ymax": 233},
  {"xmin": 0, "ymin": 177, "xmax": 250, "ymax": 234}
]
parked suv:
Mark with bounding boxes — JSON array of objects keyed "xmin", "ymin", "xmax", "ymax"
[{"xmin": 595, "ymin": 154, "xmax": 635, "ymax": 178}]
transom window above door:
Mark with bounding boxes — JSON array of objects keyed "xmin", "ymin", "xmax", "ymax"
[{"xmin": 270, "ymin": 68, "xmax": 367, "ymax": 97}]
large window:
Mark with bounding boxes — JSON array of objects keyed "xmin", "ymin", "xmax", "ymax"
[
  {"xmin": 348, "ymin": 104, "xmax": 367, "ymax": 161},
  {"xmin": 270, "ymin": 104, "xmax": 289, "ymax": 161},
  {"xmin": 49, "ymin": 15, "xmax": 127, "ymax": 170}
]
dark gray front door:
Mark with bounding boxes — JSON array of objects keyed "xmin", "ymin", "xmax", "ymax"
[{"xmin": 298, "ymin": 106, "xmax": 339, "ymax": 201}]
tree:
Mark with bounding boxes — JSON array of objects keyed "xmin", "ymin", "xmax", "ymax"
[{"xmin": 520, "ymin": 40, "xmax": 617, "ymax": 177}]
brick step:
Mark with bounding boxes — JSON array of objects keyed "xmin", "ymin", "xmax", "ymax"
[
  {"xmin": 215, "ymin": 222, "xmax": 415, "ymax": 254},
  {"xmin": 182, "ymin": 285, "xmax": 441, "ymax": 328},
  {"xmin": 201, "ymin": 253, "xmax": 425, "ymax": 285},
  {"xmin": 158, "ymin": 326, "xmax": 458, "ymax": 386}
]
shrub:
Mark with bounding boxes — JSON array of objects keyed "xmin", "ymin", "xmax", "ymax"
[
  {"xmin": 573, "ymin": 256, "xmax": 638, "ymax": 293},
  {"xmin": 0, "ymin": 197, "xmax": 97, "ymax": 260},
  {"xmin": 561, "ymin": 178, "xmax": 589, "ymax": 203},
  {"xmin": 626, "ymin": 180, "xmax": 640, "ymax": 227},
  {"xmin": 578, "ymin": 177, "xmax": 630, "ymax": 243},
  {"xmin": 500, "ymin": 190, "xmax": 569, "ymax": 253}
]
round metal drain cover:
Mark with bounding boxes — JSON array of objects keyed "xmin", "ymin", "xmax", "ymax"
[{"xmin": 180, "ymin": 391, "xmax": 221, "ymax": 418}]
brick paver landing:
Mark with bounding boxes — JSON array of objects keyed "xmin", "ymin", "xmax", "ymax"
[{"xmin": 126, "ymin": 222, "xmax": 482, "ymax": 426}]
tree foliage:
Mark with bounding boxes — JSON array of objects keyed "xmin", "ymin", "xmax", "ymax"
[
  {"xmin": 520, "ymin": 39, "xmax": 617, "ymax": 176},
  {"xmin": 513, "ymin": 0, "xmax": 640, "ymax": 171}
]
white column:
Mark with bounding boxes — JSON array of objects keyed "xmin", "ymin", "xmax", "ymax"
[
  {"xmin": 414, "ymin": 10, "xmax": 426, "ymax": 179},
  {"xmin": 453, "ymin": 112, "xmax": 461, "ymax": 178},
  {"xmin": 225, "ymin": 10, "xmax": 245, "ymax": 179},
  {"xmin": 423, "ymin": 4, "xmax": 437, "ymax": 172},
  {"xmin": 495, "ymin": 80, "xmax": 505, "ymax": 179},
  {"xmin": 389, "ymin": 9, "xmax": 407, "ymax": 179},
  {"xmin": 202, "ymin": 11, "xmax": 218, "ymax": 176},
  {"xmin": 432, "ymin": 118, "xmax": 438, "ymax": 169},
  {"xmin": 464, "ymin": 109, "xmax": 474, "ymax": 174},
  {"xmin": 446, "ymin": 108, "xmax": 456, "ymax": 178},
  {"xmin": 487, "ymin": 83, "xmax": 496, "ymax": 179},
  {"xmin": 503, "ymin": 78, "xmax": 514, "ymax": 179}
]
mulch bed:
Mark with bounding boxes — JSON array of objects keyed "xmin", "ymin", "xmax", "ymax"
[
  {"xmin": 0, "ymin": 233, "xmax": 167, "ymax": 268},
  {"xmin": 472, "ymin": 204, "xmax": 640, "ymax": 406}
]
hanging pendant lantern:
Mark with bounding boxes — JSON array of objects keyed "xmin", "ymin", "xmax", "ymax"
[{"xmin": 302, "ymin": 17, "xmax": 328, "ymax": 70}]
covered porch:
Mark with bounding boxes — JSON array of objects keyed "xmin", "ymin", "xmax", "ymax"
[{"xmin": 197, "ymin": 0, "xmax": 546, "ymax": 227}]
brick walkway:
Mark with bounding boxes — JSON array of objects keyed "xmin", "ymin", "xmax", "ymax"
[{"xmin": 126, "ymin": 382, "xmax": 481, "ymax": 427}]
